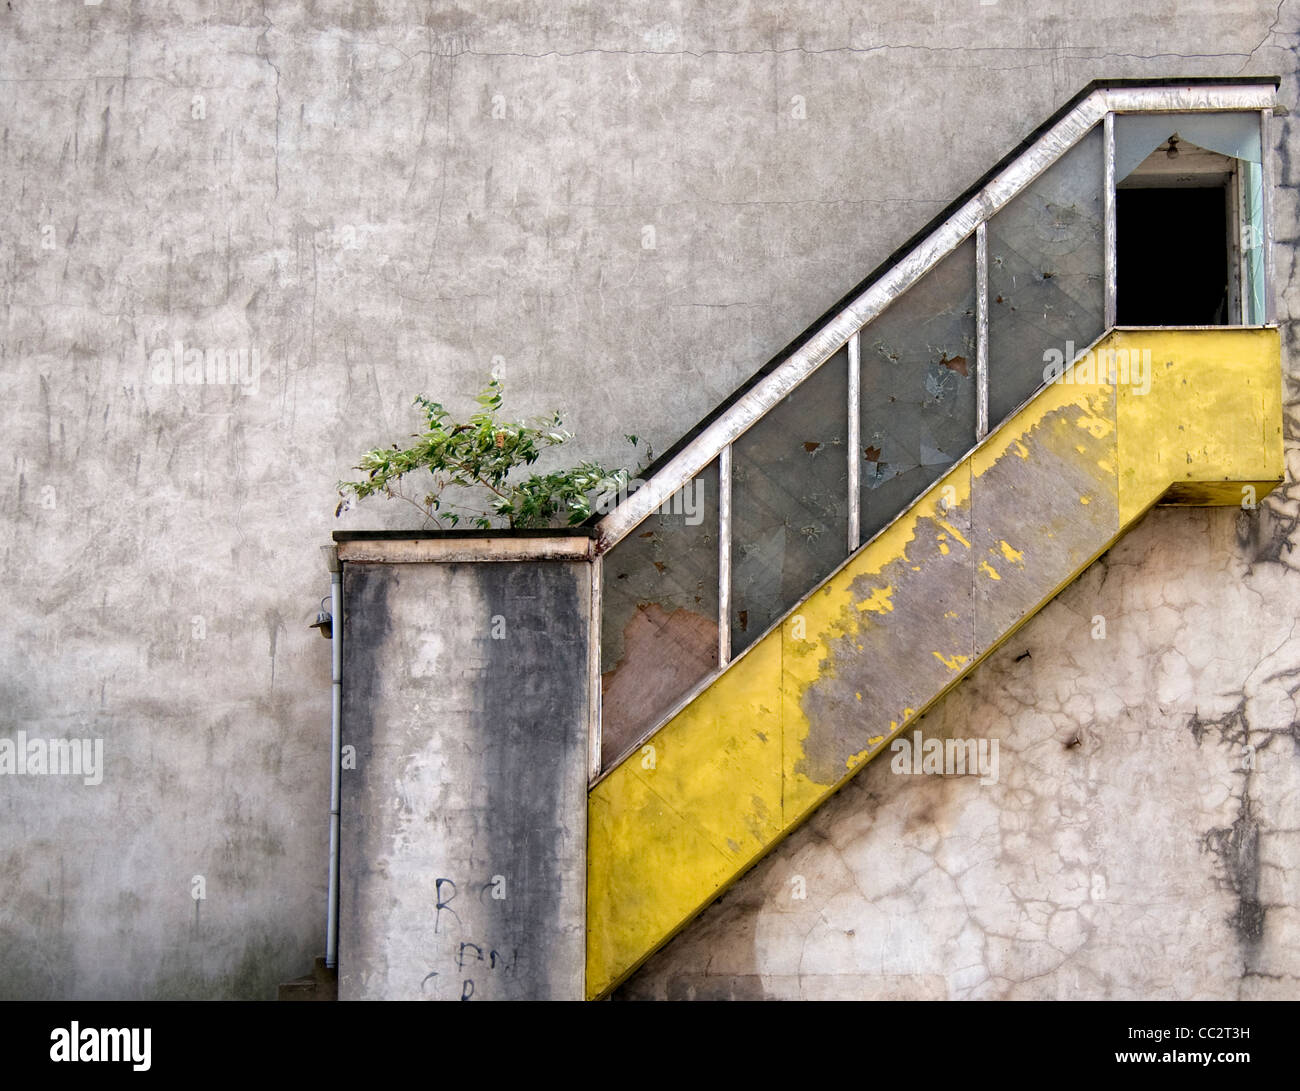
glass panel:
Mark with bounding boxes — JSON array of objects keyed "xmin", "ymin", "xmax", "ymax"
[
  {"xmin": 731, "ymin": 349, "xmax": 849, "ymax": 655},
  {"xmin": 987, "ymin": 124, "xmax": 1104, "ymax": 425},
  {"xmin": 600, "ymin": 461, "xmax": 719, "ymax": 766},
  {"xmin": 1116, "ymin": 111, "xmax": 1260, "ymax": 184},
  {"xmin": 1241, "ymin": 157, "xmax": 1266, "ymax": 324},
  {"xmin": 859, "ymin": 237, "xmax": 977, "ymax": 545}
]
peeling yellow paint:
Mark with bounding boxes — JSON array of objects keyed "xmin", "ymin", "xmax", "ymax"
[
  {"xmin": 586, "ymin": 328, "xmax": 1282, "ymax": 1000},
  {"xmin": 936, "ymin": 520, "xmax": 971, "ymax": 549},
  {"xmin": 854, "ymin": 585, "xmax": 894, "ymax": 614},
  {"xmin": 1077, "ymin": 414, "xmax": 1115, "ymax": 439},
  {"xmin": 932, "ymin": 651, "xmax": 970, "ymax": 670},
  {"xmin": 979, "ymin": 560, "xmax": 1001, "ymax": 580},
  {"xmin": 1115, "ymin": 329, "xmax": 1282, "ymax": 524}
]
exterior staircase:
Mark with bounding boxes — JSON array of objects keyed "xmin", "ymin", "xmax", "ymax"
[{"xmin": 585, "ymin": 78, "xmax": 1283, "ymax": 999}]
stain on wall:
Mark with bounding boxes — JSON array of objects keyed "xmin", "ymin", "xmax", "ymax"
[{"xmin": 338, "ymin": 560, "xmax": 588, "ymax": 1000}]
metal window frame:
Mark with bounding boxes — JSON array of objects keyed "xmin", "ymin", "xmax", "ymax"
[
  {"xmin": 1260, "ymin": 108, "xmax": 1276, "ymax": 324},
  {"xmin": 718, "ymin": 444, "xmax": 733, "ymax": 668},
  {"xmin": 1228, "ymin": 165, "xmax": 1244, "ymax": 325},
  {"xmin": 588, "ymin": 555, "xmax": 603, "ymax": 781},
  {"xmin": 975, "ymin": 222, "xmax": 989, "ymax": 439},
  {"xmin": 1103, "ymin": 111, "xmax": 1118, "ymax": 329},
  {"xmin": 847, "ymin": 332, "xmax": 862, "ymax": 551}
]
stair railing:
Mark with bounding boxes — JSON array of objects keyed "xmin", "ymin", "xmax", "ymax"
[{"xmin": 589, "ymin": 79, "xmax": 1277, "ymax": 781}]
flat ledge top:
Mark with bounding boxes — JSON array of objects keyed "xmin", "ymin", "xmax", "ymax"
[
  {"xmin": 334, "ymin": 532, "xmax": 597, "ymax": 563},
  {"xmin": 333, "ymin": 527, "xmax": 600, "ymax": 541}
]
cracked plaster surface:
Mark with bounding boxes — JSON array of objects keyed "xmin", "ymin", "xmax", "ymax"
[
  {"xmin": 1, "ymin": 0, "xmax": 1296, "ymax": 998},
  {"xmin": 620, "ymin": 499, "xmax": 1300, "ymax": 999}
]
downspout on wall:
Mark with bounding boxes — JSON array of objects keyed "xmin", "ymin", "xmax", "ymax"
[{"xmin": 323, "ymin": 544, "xmax": 342, "ymax": 971}]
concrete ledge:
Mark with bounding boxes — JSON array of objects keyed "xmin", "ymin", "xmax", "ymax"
[{"xmin": 336, "ymin": 536, "xmax": 595, "ymax": 563}]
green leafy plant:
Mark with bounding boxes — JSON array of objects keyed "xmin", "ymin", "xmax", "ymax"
[{"xmin": 336, "ymin": 377, "xmax": 647, "ymax": 529}]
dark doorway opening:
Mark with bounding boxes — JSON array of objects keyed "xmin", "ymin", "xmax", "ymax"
[{"xmin": 1116, "ymin": 187, "xmax": 1228, "ymax": 325}]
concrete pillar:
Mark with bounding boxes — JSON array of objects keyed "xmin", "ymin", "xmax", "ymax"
[{"xmin": 335, "ymin": 535, "xmax": 593, "ymax": 1000}]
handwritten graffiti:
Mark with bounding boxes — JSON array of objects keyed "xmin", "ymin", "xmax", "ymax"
[
  {"xmin": 433, "ymin": 877, "xmax": 459, "ymax": 934},
  {"xmin": 421, "ymin": 873, "xmax": 517, "ymax": 1000},
  {"xmin": 456, "ymin": 941, "xmax": 517, "ymax": 973}
]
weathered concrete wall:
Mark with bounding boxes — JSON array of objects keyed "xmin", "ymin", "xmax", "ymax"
[
  {"xmin": 619, "ymin": 503, "xmax": 1300, "ymax": 999},
  {"xmin": 339, "ymin": 559, "xmax": 588, "ymax": 1001},
  {"xmin": 0, "ymin": 1, "xmax": 1296, "ymax": 997}
]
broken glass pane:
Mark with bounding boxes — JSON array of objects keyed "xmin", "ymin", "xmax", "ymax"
[
  {"xmin": 731, "ymin": 348, "xmax": 849, "ymax": 655},
  {"xmin": 859, "ymin": 237, "xmax": 977, "ymax": 545},
  {"xmin": 1116, "ymin": 111, "xmax": 1261, "ymax": 183},
  {"xmin": 600, "ymin": 460, "xmax": 720, "ymax": 766},
  {"xmin": 987, "ymin": 124, "xmax": 1105, "ymax": 424},
  {"xmin": 1241, "ymin": 157, "xmax": 1266, "ymax": 324}
]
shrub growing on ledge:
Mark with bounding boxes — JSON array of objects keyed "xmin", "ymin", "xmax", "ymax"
[{"xmin": 336, "ymin": 377, "xmax": 643, "ymax": 529}]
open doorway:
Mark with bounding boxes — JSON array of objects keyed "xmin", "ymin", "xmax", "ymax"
[
  {"xmin": 1116, "ymin": 187, "xmax": 1228, "ymax": 325},
  {"xmin": 1116, "ymin": 136, "xmax": 1234, "ymax": 326}
]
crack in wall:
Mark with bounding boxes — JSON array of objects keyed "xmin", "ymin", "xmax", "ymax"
[{"xmin": 1190, "ymin": 702, "xmax": 1266, "ymax": 960}]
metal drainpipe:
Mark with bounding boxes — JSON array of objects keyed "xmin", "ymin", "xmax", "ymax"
[{"xmin": 322, "ymin": 545, "xmax": 343, "ymax": 970}]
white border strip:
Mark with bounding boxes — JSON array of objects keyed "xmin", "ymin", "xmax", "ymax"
[
  {"xmin": 847, "ymin": 332, "xmax": 861, "ymax": 551},
  {"xmin": 1103, "ymin": 111, "xmax": 1117, "ymax": 328},
  {"xmin": 718, "ymin": 444, "xmax": 733, "ymax": 668},
  {"xmin": 1260, "ymin": 109, "xmax": 1276, "ymax": 325},
  {"xmin": 588, "ymin": 555, "xmax": 603, "ymax": 782},
  {"xmin": 975, "ymin": 223, "xmax": 989, "ymax": 440}
]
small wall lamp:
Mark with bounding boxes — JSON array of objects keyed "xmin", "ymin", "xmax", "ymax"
[{"xmin": 309, "ymin": 597, "xmax": 333, "ymax": 639}]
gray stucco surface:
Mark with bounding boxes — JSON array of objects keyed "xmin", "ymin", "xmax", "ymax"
[
  {"xmin": 338, "ymin": 560, "xmax": 588, "ymax": 1001},
  {"xmin": 1, "ymin": 1, "xmax": 1296, "ymax": 997}
]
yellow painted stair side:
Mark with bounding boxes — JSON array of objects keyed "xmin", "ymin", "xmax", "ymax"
[{"xmin": 587, "ymin": 327, "xmax": 1282, "ymax": 999}]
